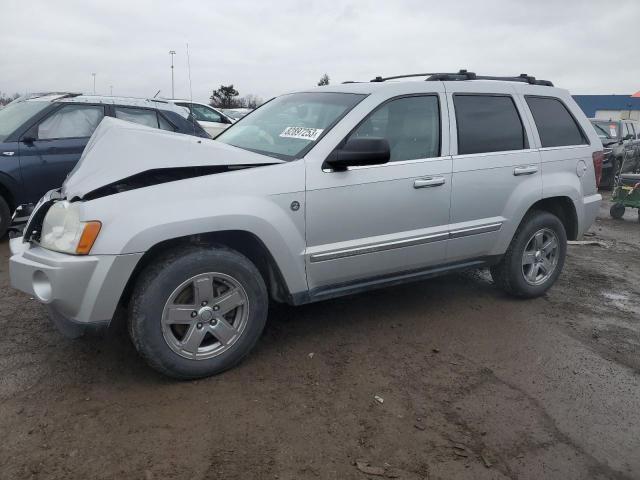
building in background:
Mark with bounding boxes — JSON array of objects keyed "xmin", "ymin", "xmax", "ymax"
[{"xmin": 573, "ymin": 93, "xmax": 640, "ymax": 122}]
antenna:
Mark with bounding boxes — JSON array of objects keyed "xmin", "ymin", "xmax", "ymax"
[
  {"xmin": 153, "ymin": 89, "xmax": 161, "ymax": 98},
  {"xmin": 186, "ymin": 42, "xmax": 196, "ymax": 136}
]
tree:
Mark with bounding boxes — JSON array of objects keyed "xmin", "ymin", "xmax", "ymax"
[
  {"xmin": 317, "ymin": 73, "xmax": 330, "ymax": 86},
  {"xmin": 210, "ymin": 85, "xmax": 239, "ymax": 108},
  {"xmin": 0, "ymin": 92, "xmax": 20, "ymax": 107},
  {"xmin": 240, "ymin": 94, "xmax": 263, "ymax": 109}
]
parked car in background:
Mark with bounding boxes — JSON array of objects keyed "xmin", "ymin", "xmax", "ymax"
[
  {"xmin": 219, "ymin": 108, "xmax": 253, "ymax": 120},
  {"xmin": 9, "ymin": 71, "xmax": 601, "ymax": 379},
  {"xmin": 0, "ymin": 93, "xmax": 209, "ymax": 237},
  {"xmin": 589, "ymin": 118, "xmax": 640, "ymax": 187},
  {"xmin": 168, "ymin": 100, "xmax": 234, "ymax": 137}
]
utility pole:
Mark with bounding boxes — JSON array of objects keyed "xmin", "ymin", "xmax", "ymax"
[
  {"xmin": 92, "ymin": 73, "xmax": 96, "ymax": 94},
  {"xmin": 110, "ymin": 85, "xmax": 113, "ymax": 96},
  {"xmin": 169, "ymin": 50, "xmax": 176, "ymax": 99}
]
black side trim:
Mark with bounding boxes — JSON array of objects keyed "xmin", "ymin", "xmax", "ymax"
[
  {"xmin": 82, "ymin": 164, "xmax": 277, "ymax": 200},
  {"xmin": 289, "ymin": 256, "xmax": 502, "ymax": 305}
]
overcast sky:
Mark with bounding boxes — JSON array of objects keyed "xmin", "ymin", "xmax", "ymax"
[{"xmin": 2, "ymin": 0, "xmax": 639, "ymax": 102}]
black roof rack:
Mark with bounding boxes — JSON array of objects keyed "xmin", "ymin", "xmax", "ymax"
[{"xmin": 370, "ymin": 70, "xmax": 553, "ymax": 86}]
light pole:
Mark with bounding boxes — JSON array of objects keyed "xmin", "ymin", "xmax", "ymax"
[
  {"xmin": 169, "ymin": 50, "xmax": 176, "ymax": 99},
  {"xmin": 91, "ymin": 73, "xmax": 96, "ymax": 94},
  {"xmin": 110, "ymin": 85, "xmax": 113, "ymax": 96}
]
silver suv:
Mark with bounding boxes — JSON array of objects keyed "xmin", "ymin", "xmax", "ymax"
[{"xmin": 9, "ymin": 71, "xmax": 603, "ymax": 379}]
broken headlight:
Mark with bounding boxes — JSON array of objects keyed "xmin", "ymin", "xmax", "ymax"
[{"xmin": 39, "ymin": 201, "xmax": 101, "ymax": 255}]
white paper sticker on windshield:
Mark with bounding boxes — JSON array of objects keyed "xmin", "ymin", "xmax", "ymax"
[
  {"xmin": 610, "ymin": 126, "xmax": 617, "ymax": 137},
  {"xmin": 280, "ymin": 126, "xmax": 324, "ymax": 141}
]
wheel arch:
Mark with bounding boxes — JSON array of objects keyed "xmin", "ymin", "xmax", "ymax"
[
  {"xmin": 525, "ymin": 196, "xmax": 579, "ymax": 240},
  {"xmin": 119, "ymin": 230, "xmax": 293, "ymax": 311}
]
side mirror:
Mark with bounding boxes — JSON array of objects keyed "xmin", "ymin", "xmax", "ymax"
[
  {"xmin": 624, "ymin": 134, "xmax": 633, "ymax": 141},
  {"xmin": 21, "ymin": 135, "xmax": 36, "ymax": 145},
  {"xmin": 324, "ymin": 137, "xmax": 390, "ymax": 171}
]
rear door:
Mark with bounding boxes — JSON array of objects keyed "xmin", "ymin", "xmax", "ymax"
[
  {"xmin": 19, "ymin": 103, "xmax": 104, "ymax": 202},
  {"xmin": 446, "ymin": 84, "xmax": 542, "ymax": 262}
]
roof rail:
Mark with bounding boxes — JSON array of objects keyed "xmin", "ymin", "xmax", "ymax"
[
  {"xmin": 20, "ymin": 92, "xmax": 83, "ymax": 101},
  {"xmin": 370, "ymin": 70, "xmax": 553, "ymax": 86}
]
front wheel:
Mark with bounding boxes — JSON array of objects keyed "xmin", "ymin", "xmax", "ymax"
[
  {"xmin": 128, "ymin": 246, "xmax": 268, "ymax": 379},
  {"xmin": 491, "ymin": 211, "xmax": 567, "ymax": 298}
]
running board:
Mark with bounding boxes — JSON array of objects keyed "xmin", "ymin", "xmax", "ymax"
[{"xmin": 289, "ymin": 257, "xmax": 500, "ymax": 305}]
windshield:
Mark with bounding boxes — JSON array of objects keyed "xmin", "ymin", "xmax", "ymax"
[
  {"xmin": 0, "ymin": 101, "xmax": 49, "ymax": 142},
  {"xmin": 591, "ymin": 121, "xmax": 619, "ymax": 140},
  {"xmin": 216, "ymin": 92, "xmax": 366, "ymax": 160}
]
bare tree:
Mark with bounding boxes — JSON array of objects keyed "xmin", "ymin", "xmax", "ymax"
[
  {"xmin": 240, "ymin": 94, "xmax": 263, "ymax": 109},
  {"xmin": 317, "ymin": 73, "xmax": 330, "ymax": 86},
  {"xmin": 0, "ymin": 92, "xmax": 20, "ymax": 107}
]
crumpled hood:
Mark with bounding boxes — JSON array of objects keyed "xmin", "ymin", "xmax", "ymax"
[{"xmin": 63, "ymin": 117, "xmax": 282, "ymax": 199}]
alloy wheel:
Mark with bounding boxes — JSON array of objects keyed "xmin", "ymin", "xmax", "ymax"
[
  {"xmin": 161, "ymin": 272, "xmax": 249, "ymax": 360},
  {"xmin": 521, "ymin": 228, "xmax": 559, "ymax": 286}
]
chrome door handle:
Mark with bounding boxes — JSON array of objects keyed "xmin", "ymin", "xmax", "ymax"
[
  {"xmin": 414, "ymin": 177, "xmax": 445, "ymax": 188},
  {"xmin": 1, "ymin": 151, "xmax": 15, "ymax": 156},
  {"xmin": 513, "ymin": 165, "xmax": 538, "ymax": 176}
]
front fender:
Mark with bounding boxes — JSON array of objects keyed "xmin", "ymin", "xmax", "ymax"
[{"xmin": 82, "ymin": 162, "xmax": 308, "ymax": 295}]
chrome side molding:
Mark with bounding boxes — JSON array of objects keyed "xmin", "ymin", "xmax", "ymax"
[{"xmin": 310, "ymin": 222, "xmax": 503, "ymax": 262}]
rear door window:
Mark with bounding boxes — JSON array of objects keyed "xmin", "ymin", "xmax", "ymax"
[
  {"xmin": 114, "ymin": 107, "xmax": 160, "ymax": 128},
  {"xmin": 37, "ymin": 104, "xmax": 104, "ymax": 140},
  {"xmin": 157, "ymin": 114, "xmax": 176, "ymax": 132},
  {"xmin": 525, "ymin": 96, "xmax": 587, "ymax": 147},
  {"xmin": 453, "ymin": 94, "xmax": 526, "ymax": 155}
]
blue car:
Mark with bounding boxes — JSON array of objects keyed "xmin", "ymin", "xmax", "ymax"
[{"xmin": 0, "ymin": 93, "xmax": 209, "ymax": 236}]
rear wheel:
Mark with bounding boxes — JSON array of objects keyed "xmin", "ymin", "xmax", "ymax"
[
  {"xmin": 128, "ymin": 246, "xmax": 268, "ymax": 379},
  {"xmin": 0, "ymin": 196, "xmax": 10, "ymax": 238},
  {"xmin": 491, "ymin": 211, "xmax": 567, "ymax": 298},
  {"xmin": 610, "ymin": 203, "xmax": 625, "ymax": 219}
]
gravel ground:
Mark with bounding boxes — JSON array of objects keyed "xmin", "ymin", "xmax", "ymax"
[{"xmin": 0, "ymin": 194, "xmax": 638, "ymax": 480}]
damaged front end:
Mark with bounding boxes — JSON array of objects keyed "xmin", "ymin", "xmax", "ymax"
[
  {"xmin": 18, "ymin": 117, "xmax": 283, "ymax": 243},
  {"xmin": 62, "ymin": 117, "xmax": 284, "ymax": 201},
  {"xmin": 20, "ymin": 188, "xmax": 65, "ymax": 243},
  {"xmin": 82, "ymin": 164, "xmax": 271, "ymax": 201}
]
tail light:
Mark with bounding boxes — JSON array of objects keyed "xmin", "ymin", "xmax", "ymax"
[{"xmin": 592, "ymin": 151, "xmax": 603, "ymax": 188}]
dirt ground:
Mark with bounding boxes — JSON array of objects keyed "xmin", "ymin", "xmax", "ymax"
[{"xmin": 0, "ymin": 194, "xmax": 638, "ymax": 480}]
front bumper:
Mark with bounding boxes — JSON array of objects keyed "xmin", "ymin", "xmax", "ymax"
[{"xmin": 9, "ymin": 238, "xmax": 142, "ymax": 337}]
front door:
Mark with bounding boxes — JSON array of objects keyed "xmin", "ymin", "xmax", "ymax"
[
  {"xmin": 19, "ymin": 104, "xmax": 104, "ymax": 203},
  {"xmin": 305, "ymin": 90, "xmax": 452, "ymax": 293}
]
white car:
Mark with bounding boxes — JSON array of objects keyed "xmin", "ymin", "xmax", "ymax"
[
  {"xmin": 168, "ymin": 100, "xmax": 233, "ymax": 138},
  {"xmin": 220, "ymin": 108, "xmax": 252, "ymax": 120}
]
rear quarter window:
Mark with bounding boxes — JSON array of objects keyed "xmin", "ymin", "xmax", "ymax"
[{"xmin": 526, "ymin": 96, "xmax": 588, "ymax": 148}]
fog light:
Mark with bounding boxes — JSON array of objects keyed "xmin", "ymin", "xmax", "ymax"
[{"xmin": 33, "ymin": 270, "xmax": 52, "ymax": 302}]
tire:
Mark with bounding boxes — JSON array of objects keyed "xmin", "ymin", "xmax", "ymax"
[
  {"xmin": 128, "ymin": 245, "xmax": 268, "ymax": 379},
  {"xmin": 610, "ymin": 203, "xmax": 625, "ymax": 219},
  {"xmin": 490, "ymin": 210, "xmax": 567, "ymax": 298},
  {"xmin": 0, "ymin": 196, "xmax": 10, "ymax": 239}
]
